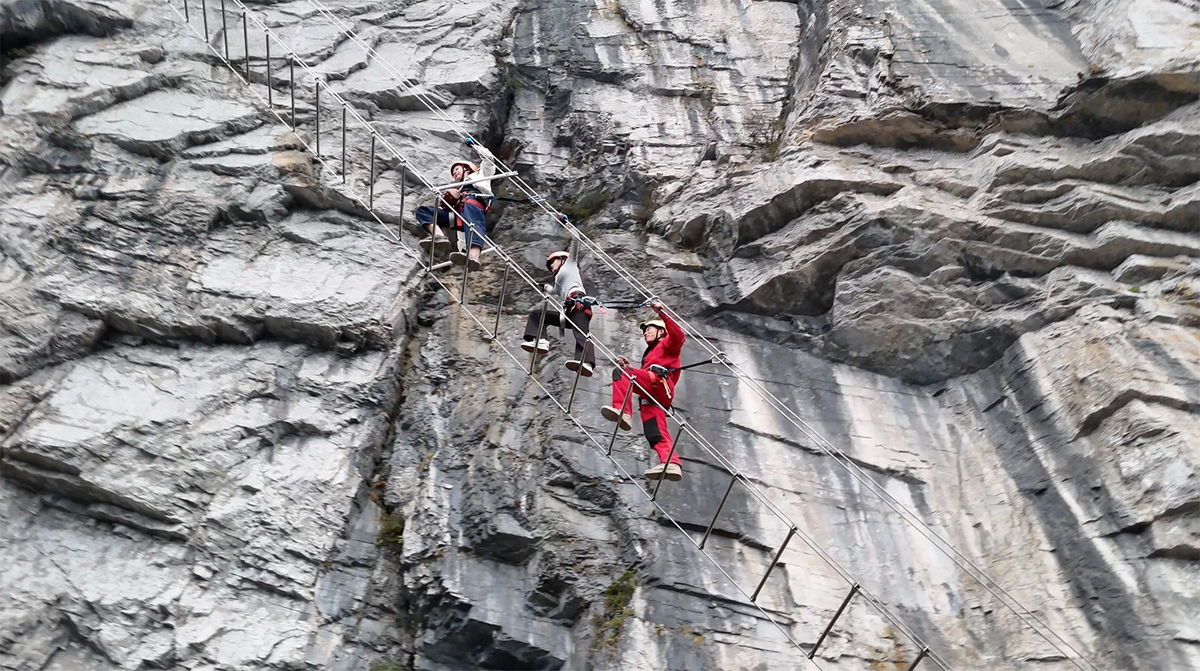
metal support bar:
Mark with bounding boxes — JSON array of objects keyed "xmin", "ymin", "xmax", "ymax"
[
  {"xmin": 490, "ymin": 264, "xmax": 510, "ymax": 338},
  {"xmin": 220, "ymin": 0, "xmax": 228, "ymax": 59},
  {"xmin": 607, "ymin": 383, "xmax": 634, "ymax": 456},
  {"xmin": 652, "ymin": 419, "xmax": 687, "ymax": 500},
  {"xmin": 425, "ymin": 204, "xmax": 438, "ymax": 272},
  {"xmin": 751, "ymin": 526, "xmax": 796, "ymax": 602},
  {"xmin": 202, "ymin": 0, "xmax": 209, "ymax": 42},
  {"xmin": 184, "ymin": 0, "xmax": 189, "ymax": 22},
  {"xmin": 241, "ymin": 11, "xmax": 248, "ymax": 79},
  {"xmin": 809, "ymin": 584, "xmax": 859, "ymax": 659},
  {"xmin": 908, "ymin": 648, "xmax": 929, "ymax": 671},
  {"xmin": 398, "ymin": 168, "xmax": 406, "ymax": 241},
  {"xmin": 265, "ymin": 32, "xmax": 271, "ymax": 107},
  {"xmin": 340, "ymin": 103, "xmax": 346, "ymax": 183},
  {"xmin": 288, "ymin": 57, "xmax": 295, "ymax": 129},
  {"xmin": 458, "ymin": 246, "xmax": 470, "ymax": 304},
  {"xmin": 699, "ymin": 474, "xmax": 739, "ymax": 549},
  {"xmin": 430, "ymin": 171, "xmax": 518, "ymax": 191},
  {"xmin": 565, "ymin": 333, "xmax": 587, "ymax": 413},
  {"xmin": 368, "ymin": 134, "xmax": 376, "ymax": 209},
  {"xmin": 528, "ymin": 299, "xmax": 549, "ymax": 374},
  {"xmin": 314, "ymin": 82, "xmax": 320, "ymax": 157}
]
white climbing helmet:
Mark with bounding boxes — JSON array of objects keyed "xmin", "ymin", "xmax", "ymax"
[
  {"xmin": 546, "ymin": 251, "xmax": 569, "ymax": 270},
  {"xmin": 449, "ymin": 160, "xmax": 477, "ymax": 177}
]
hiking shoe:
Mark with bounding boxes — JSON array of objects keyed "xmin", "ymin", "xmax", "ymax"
[
  {"xmin": 419, "ymin": 234, "xmax": 452, "ymax": 252},
  {"xmin": 467, "ymin": 256, "xmax": 482, "ymax": 271},
  {"xmin": 600, "ymin": 406, "xmax": 632, "ymax": 431},
  {"xmin": 644, "ymin": 462, "xmax": 682, "ymax": 482},
  {"xmin": 565, "ymin": 360, "xmax": 594, "ymax": 377},
  {"xmin": 520, "ymin": 338, "xmax": 551, "ymax": 354},
  {"xmin": 449, "ymin": 251, "xmax": 469, "ymax": 266}
]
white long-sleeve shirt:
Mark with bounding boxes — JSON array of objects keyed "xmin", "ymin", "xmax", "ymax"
[
  {"xmin": 553, "ymin": 256, "xmax": 586, "ymax": 300},
  {"xmin": 466, "ymin": 145, "xmax": 497, "ymax": 196}
]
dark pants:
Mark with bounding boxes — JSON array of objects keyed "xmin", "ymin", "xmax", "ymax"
[
  {"xmin": 523, "ymin": 305, "xmax": 595, "ymax": 365},
  {"xmin": 415, "ymin": 203, "xmax": 488, "ymax": 249}
]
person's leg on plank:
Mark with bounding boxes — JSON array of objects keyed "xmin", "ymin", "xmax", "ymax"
[
  {"xmin": 602, "ymin": 366, "xmax": 657, "ymax": 431},
  {"xmin": 416, "ymin": 206, "xmax": 453, "ymax": 250},
  {"xmin": 449, "ymin": 201, "xmax": 488, "ymax": 270},
  {"xmin": 563, "ymin": 308, "xmax": 595, "ymax": 377},
  {"xmin": 640, "ymin": 398, "xmax": 682, "ymax": 481},
  {"xmin": 521, "ymin": 307, "xmax": 560, "ymax": 354}
]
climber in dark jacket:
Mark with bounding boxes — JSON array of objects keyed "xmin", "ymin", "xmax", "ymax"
[{"xmin": 601, "ymin": 299, "xmax": 685, "ymax": 481}]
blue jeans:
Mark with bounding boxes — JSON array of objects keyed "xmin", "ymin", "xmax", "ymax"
[{"xmin": 415, "ymin": 203, "xmax": 488, "ymax": 249}]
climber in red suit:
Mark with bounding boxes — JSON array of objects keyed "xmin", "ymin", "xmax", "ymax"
[{"xmin": 601, "ymin": 299, "xmax": 686, "ymax": 482}]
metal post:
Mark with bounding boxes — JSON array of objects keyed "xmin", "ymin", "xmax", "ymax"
[
  {"xmin": 751, "ymin": 526, "xmax": 796, "ymax": 602},
  {"xmin": 202, "ymin": 0, "xmax": 209, "ymax": 42},
  {"xmin": 459, "ymin": 245, "xmax": 471, "ymax": 304},
  {"xmin": 265, "ymin": 32, "xmax": 271, "ymax": 107},
  {"xmin": 606, "ymin": 383, "xmax": 634, "ymax": 456},
  {"xmin": 565, "ymin": 332, "xmax": 587, "ymax": 412},
  {"xmin": 220, "ymin": 0, "xmax": 228, "ymax": 60},
  {"xmin": 314, "ymin": 81, "xmax": 320, "ymax": 157},
  {"xmin": 809, "ymin": 584, "xmax": 859, "ymax": 659},
  {"xmin": 490, "ymin": 265, "xmax": 510, "ymax": 338},
  {"xmin": 528, "ymin": 300, "xmax": 549, "ymax": 374},
  {"xmin": 184, "ymin": 0, "xmax": 189, "ymax": 22},
  {"xmin": 340, "ymin": 103, "xmax": 346, "ymax": 183},
  {"xmin": 288, "ymin": 57, "xmax": 295, "ymax": 129},
  {"xmin": 908, "ymin": 649, "xmax": 929, "ymax": 671},
  {"xmin": 699, "ymin": 474, "xmax": 739, "ymax": 549},
  {"xmin": 426, "ymin": 205, "xmax": 438, "ymax": 271},
  {"xmin": 241, "ymin": 11, "xmax": 248, "ymax": 79},
  {"xmin": 652, "ymin": 418, "xmax": 688, "ymax": 500},
  {"xmin": 368, "ymin": 134, "xmax": 376, "ymax": 209},
  {"xmin": 398, "ymin": 167, "xmax": 406, "ymax": 241}
]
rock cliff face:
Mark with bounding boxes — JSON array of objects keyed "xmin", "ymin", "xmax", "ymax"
[{"xmin": 1, "ymin": 0, "xmax": 1197, "ymax": 669}]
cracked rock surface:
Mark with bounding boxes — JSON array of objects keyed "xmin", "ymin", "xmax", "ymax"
[{"xmin": 1, "ymin": 0, "xmax": 1197, "ymax": 669}]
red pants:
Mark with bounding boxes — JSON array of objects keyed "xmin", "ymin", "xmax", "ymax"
[{"xmin": 612, "ymin": 367, "xmax": 680, "ymax": 465}]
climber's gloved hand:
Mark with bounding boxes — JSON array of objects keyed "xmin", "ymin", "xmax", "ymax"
[{"xmin": 464, "ymin": 137, "xmax": 479, "ymax": 147}]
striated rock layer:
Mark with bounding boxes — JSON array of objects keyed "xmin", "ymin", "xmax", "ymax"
[{"xmin": 1, "ymin": 0, "xmax": 1197, "ymax": 669}]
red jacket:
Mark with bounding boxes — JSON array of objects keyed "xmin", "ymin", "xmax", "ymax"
[{"xmin": 641, "ymin": 309, "xmax": 685, "ymax": 394}]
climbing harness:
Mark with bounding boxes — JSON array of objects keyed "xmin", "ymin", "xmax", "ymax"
[
  {"xmin": 642, "ymin": 355, "xmax": 726, "ymax": 402},
  {"xmin": 648, "ymin": 355, "xmax": 720, "ymax": 381},
  {"xmin": 555, "ymin": 291, "xmax": 606, "ymax": 339},
  {"xmin": 565, "ymin": 293, "xmax": 607, "ymax": 314},
  {"xmin": 459, "ymin": 195, "xmax": 492, "ymax": 214},
  {"xmin": 648, "ymin": 352, "xmax": 728, "ymax": 377}
]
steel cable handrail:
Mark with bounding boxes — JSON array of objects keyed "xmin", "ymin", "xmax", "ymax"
[
  {"xmin": 163, "ymin": 4, "xmax": 839, "ymax": 667},
  {"xmin": 174, "ymin": 4, "xmax": 989, "ymax": 669},
  {"xmin": 167, "ymin": 1, "xmax": 1097, "ymax": 667},
  {"xmin": 293, "ymin": 4, "xmax": 1099, "ymax": 668}
]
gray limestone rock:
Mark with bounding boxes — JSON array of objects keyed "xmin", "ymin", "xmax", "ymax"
[{"xmin": 1, "ymin": 0, "xmax": 1198, "ymax": 669}]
